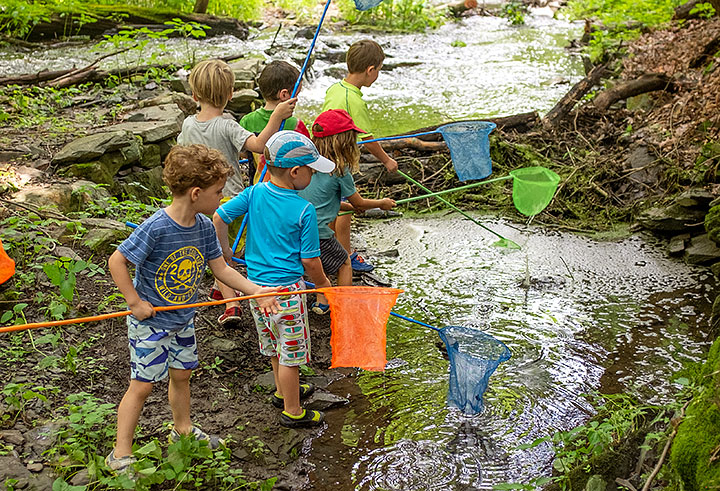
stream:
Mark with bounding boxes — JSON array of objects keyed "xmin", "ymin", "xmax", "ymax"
[
  {"xmin": 308, "ymin": 217, "xmax": 715, "ymax": 489},
  {"xmin": 3, "ymin": 7, "xmax": 709, "ymax": 489}
]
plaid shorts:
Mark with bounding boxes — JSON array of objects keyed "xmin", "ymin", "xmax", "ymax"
[
  {"xmin": 319, "ymin": 236, "xmax": 349, "ymax": 276},
  {"xmin": 127, "ymin": 317, "xmax": 198, "ymax": 383},
  {"xmin": 249, "ymin": 280, "xmax": 310, "ymax": 367}
]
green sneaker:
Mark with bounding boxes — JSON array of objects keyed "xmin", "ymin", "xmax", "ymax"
[
  {"xmin": 279, "ymin": 409, "xmax": 325, "ymax": 428},
  {"xmin": 271, "ymin": 383, "xmax": 316, "ymax": 409},
  {"xmin": 169, "ymin": 425, "xmax": 224, "ymax": 449}
]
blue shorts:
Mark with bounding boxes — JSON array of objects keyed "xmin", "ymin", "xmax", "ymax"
[{"xmin": 127, "ymin": 316, "xmax": 199, "ymax": 383}]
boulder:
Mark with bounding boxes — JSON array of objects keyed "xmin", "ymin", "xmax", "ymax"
[
  {"xmin": 304, "ymin": 391, "xmax": 349, "ymax": 411},
  {"xmin": 118, "ymin": 167, "xmax": 167, "ymax": 204},
  {"xmin": 124, "ymin": 103, "xmax": 185, "ymax": 128},
  {"xmin": 139, "ymin": 92, "xmax": 197, "ymax": 116},
  {"xmin": 625, "ymin": 144, "xmax": 660, "ymax": 187},
  {"xmin": 228, "ymin": 58, "xmax": 263, "ymax": 78},
  {"xmin": 139, "ymin": 144, "xmax": 162, "ymax": 168},
  {"xmin": 82, "ymin": 227, "xmax": 129, "ymax": 254},
  {"xmin": 103, "ymin": 120, "xmax": 181, "ymax": 143},
  {"xmin": 670, "ymin": 337, "xmax": 720, "ymax": 489},
  {"xmin": 69, "ymin": 180, "xmax": 112, "ymax": 212},
  {"xmin": 684, "ymin": 234, "xmax": 720, "ymax": 265},
  {"xmin": 13, "ymin": 183, "xmax": 74, "ymax": 213},
  {"xmin": 675, "ymin": 188, "xmax": 715, "ymax": 209},
  {"xmin": 668, "ymin": 234, "xmax": 689, "ymax": 255},
  {"xmin": 636, "ymin": 204, "xmax": 706, "ymax": 234},
  {"xmin": 0, "ymin": 429, "xmax": 25, "ymax": 446},
  {"xmin": 52, "ymin": 131, "xmax": 136, "ymax": 164},
  {"xmin": 705, "ymin": 204, "xmax": 720, "ymax": 245},
  {"xmin": 170, "ymin": 77, "xmax": 192, "ymax": 95},
  {"xmin": 227, "ymin": 89, "xmax": 260, "ymax": 114}
]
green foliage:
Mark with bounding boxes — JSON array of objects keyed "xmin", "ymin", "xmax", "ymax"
[
  {"xmin": 562, "ymin": 0, "xmax": 686, "ymax": 62},
  {"xmin": 1, "ymin": 382, "xmax": 58, "ymax": 424},
  {"xmin": 0, "ymin": 303, "xmax": 28, "ymax": 326},
  {"xmin": 0, "ymin": 84, "xmax": 95, "ymax": 132},
  {"xmin": 450, "ymin": 40, "xmax": 466, "ymax": 47},
  {"xmin": 501, "ymin": 0, "xmax": 530, "ymax": 26},
  {"xmin": 689, "ymin": 2, "xmax": 717, "ymax": 18},
  {"xmin": 40, "ymin": 257, "xmax": 91, "ymax": 320},
  {"xmin": 338, "ymin": 0, "xmax": 445, "ymax": 32}
]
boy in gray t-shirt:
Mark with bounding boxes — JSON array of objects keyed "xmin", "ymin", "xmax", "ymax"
[{"xmin": 177, "ymin": 59, "xmax": 297, "ymax": 197}]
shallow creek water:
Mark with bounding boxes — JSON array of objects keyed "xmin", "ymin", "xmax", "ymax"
[{"xmin": 306, "ymin": 217, "xmax": 715, "ymax": 489}]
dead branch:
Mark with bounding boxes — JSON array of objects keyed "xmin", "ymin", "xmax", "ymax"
[
  {"xmin": 543, "ymin": 64, "xmax": 608, "ymax": 129},
  {"xmin": 594, "ymin": 73, "xmax": 677, "ymax": 111}
]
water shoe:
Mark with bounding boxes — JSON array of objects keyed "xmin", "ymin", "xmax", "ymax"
[
  {"xmin": 279, "ymin": 409, "xmax": 324, "ymax": 428},
  {"xmin": 271, "ymin": 383, "xmax": 316, "ymax": 409},
  {"xmin": 170, "ymin": 425, "xmax": 224, "ymax": 449},
  {"xmin": 350, "ymin": 252, "xmax": 374, "ymax": 273}
]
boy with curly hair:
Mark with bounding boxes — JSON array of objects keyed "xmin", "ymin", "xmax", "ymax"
[{"xmin": 106, "ymin": 144, "xmax": 280, "ymax": 475}]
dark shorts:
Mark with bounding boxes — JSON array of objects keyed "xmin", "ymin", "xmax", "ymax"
[{"xmin": 319, "ymin": 236, "xmax": 349, "ymax": 276}]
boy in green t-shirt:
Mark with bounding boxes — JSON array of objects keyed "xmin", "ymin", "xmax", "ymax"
[
  {"xmin": 240, "ymin": 61, "xmax": 310, "ymax": 184},
  {"xmin": 322, "ymin": 39, "xmax": 397, "ymax": 273}
]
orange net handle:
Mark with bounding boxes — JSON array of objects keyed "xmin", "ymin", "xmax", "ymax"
[{"xmin": 0, "ymin": 289, "xmax": 323, "ymax": 333}]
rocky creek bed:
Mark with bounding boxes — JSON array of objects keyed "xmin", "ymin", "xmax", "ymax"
[{"xmin": 1, "ymin": 6, "xmax": 720, "ymax": 491}]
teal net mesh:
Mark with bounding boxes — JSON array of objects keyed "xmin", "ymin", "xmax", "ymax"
[
  {"xmin": 438, "ymin": 326, "xmax": 511, "ymax": 415},
  {"xmin": 438, "ymin": 122, "xmax": 496, "ymax": 181},
  {"xmin": 353, "ymin": 0, "xmax": 385, "ymax": 10}
]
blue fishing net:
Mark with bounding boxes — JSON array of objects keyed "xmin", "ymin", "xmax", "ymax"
[
  {"xmin": 438, "ymin": 121, "xmax": 496, "ymax": 181},
  {"xmin": 353, "ymin": 0, "xmax": 385, "ymax": 10},
  {"xmin": 438, "ymin": 326, "xmax": 511, "ymax": 415}
]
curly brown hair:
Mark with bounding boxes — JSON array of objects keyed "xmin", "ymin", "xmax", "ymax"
[
  {"xmin": 163, "ymin": 144, "xmax": 233, "ymax": 195},
  {"xmin": 311, "ymin": 128, "xmax": 360, "ymax": 177}
]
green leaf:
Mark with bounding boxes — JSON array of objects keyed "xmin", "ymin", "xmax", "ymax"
[
  {"xmin": 43, "ymin": 263, "xmax": 63, "ymax": 285},
  {"xmin": 674, "ymin": 377, "xmax": 690, "ymax": 386},
  {"xmin": 1, "ymin": 311, "xmax": 12, "ymax": 323},
  {"xmin": 60, "ymin": 273, "xmax": 76, "ymax": 301}
]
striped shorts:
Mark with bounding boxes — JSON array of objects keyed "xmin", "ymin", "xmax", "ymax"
[
  {"xmin": 249, "ymin": 280, "xmax": 310, "ymax": 367},
  {"xmin": 127, "ymin": 317, "xmax": 198, "ymax": 383},
  {"xmin": 319, "ymin": 236, "xmax": 349, "ymax": 276}
]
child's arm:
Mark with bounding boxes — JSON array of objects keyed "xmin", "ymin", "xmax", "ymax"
[
  {"xmin": 208, "ymin": 257, "xmax": 281, "ymax": 314},
  {"xmin": 301, "ymin": 257, "xmax": 332, "ymax": 290},
  {"xmin": 244, "ymin": 97, "xmax": 298, "ymax": 153},
  {"xmin": 346, "ymin": 192, "xmax": 396, "ymax": 211},
  {"xmin": 212, "ymin": 211, "xmax": 234, "ymax": 264},
  {"xmin": 361, "ymin": 139, "xmax": 398, "ymax": 173},
  {"xmin": 108, "ymin": 250, "xmax": 155, "ymax": 320}
]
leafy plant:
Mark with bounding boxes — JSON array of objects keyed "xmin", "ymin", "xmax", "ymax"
[
  {"xmin": 0, "ymin": 302, "xmax": 28, "ymax": 326},
  {"xmin": 501, "ymin": 0, "xmax": 530, "ymax": 26},
  {"xmin": 689, "ymin": 2, "xmax": 717, "ymax": 18},
  {"xmin": 163, "ymin": 18, "xmax": 210, "ymax": 67},
  {"xmin": 339, "ymin": 0, "xmax": 445, "ymax": 32},
  {"xmin": 1, "ymin": 382, "xmax": 57, "ymax": 423}
]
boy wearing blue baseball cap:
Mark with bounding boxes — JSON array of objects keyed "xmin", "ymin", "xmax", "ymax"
[{"xmin": 212, "ymin": 131, "xmax": 334, "ymax": 428}]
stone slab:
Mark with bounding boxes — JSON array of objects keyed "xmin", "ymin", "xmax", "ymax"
[
  {"xmin": 52, "ymin": 131, "xmax": 136, "ymax": 164},
  {"xmin": 101, "ymin": 120, "xmax": 180, "ymax": 143}
]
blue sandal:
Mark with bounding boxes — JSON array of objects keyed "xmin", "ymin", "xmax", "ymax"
[{"xmin": 311, "ymin": 302, "xmax": 330, "ymax": 315}]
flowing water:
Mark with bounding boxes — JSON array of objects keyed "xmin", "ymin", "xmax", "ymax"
[
  {"xmin": 307, "ymin": 218, "xmax": 715, "ymax": 489},
  {"xmin": 3, "ymin": 7, "xmax": 708, "ymax": 489}
]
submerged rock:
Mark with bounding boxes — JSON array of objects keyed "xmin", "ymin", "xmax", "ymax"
[{"xmin": 684, "ymin": 234, "xmax": 720, "ymax": 265}]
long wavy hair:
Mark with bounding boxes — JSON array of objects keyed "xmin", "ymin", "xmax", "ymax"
[{"xmin": 311, "ymin": 128, "xmax": 360, "ymax": 177}]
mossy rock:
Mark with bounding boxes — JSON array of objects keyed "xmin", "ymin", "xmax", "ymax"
[
  {"xmin": 705, "ymin": 205, "xmax": 720, "ymax": 245},
  {"xmin": 670, "ymin": 337, "xmax": 720, "ymax": 489}
]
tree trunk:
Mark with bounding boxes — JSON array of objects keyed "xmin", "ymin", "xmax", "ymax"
[
  {"xmin": 593, "ymin": 73, "xmax": 677, "ymax": 111},
  {"xmin": 673, "ymin": 0, "xmax": 703, "ymax": 20},
  {"xmin": 193, "ymin": 0, "xmax": 210, "ymax": 14}
]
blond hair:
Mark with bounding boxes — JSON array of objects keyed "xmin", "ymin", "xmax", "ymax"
[
  {"xmin": 311, "ymin": 129, "xmax": 360, "ymax": 177},
  {"xmin": 188, "ymin": 59, "xmax": 234, "ymax": 109},
  {"xmin": 163, "ymin": 144, "xmax": 233, "ymax": 195},
  {"xmin": 346, "ymin": 39, "xmax": 385, "ymax": 74}
]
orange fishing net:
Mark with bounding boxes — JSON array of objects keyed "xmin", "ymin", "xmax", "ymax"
[
  {"xmin": 0, "ymin": 239, "xmax": 15, "ymax": 285},
  {"xmin": 324, "ymin": 286, "xmax": 403, "ymax": 371}
]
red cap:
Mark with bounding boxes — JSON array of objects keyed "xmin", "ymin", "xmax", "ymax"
[{"xmin": 312, "ymin": 109, "xmax": 366, "ymax": 138}]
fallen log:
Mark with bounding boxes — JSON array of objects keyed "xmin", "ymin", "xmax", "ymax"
[
  {"xmin": 23, "ymin": 6, "xmax": 248, "ymax": 41},
  {"xmin": 543, "ymin": 64, "xmax": 607, "ymax": 129},
  {"xmin": 0, "ymin": 69, "xmax": 74, "ymax": 86},
  {"xmin": 690, "ymin": 34, "xmax": 720, "ymax": 68},
  {"xmin": 399, "ymin": 112, "xmax": 541, "ymax": 141},
  {"xmin": 593, "ymin": 73, "xmax": 677, "ymax": 111}
]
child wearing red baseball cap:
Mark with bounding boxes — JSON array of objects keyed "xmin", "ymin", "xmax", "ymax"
[{"xmin": 299, "ymin": 109, "xmax": 396, "ymax": 314}]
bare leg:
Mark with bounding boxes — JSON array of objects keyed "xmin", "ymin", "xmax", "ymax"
[
  {"xmin": 337, "ymin": 258, "xmax": 352, "ymax": 287},
  {"xmin": 270, "ymin": 356, "xmax": 281, "ymax": 397},
  {"xmin": 332, "ymin": 215, "xmax": 352, "ymax": 254},
  {"xmin": 168, "ymin": 368, "xmax": 192, "ymax": 434},
  {"xmin": 114, "ymin": 380, "xmax": 153, "ymax": 457},
  {"xmin": 217, "ymin": 280, "xmax": 240, "ymax": 310},
  {"xmin": 277, "ymin": 364, "xmax": 301, "ymax": 416}
]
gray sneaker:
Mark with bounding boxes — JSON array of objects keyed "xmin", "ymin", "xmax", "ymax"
[
  {"xmin": 105, "ymin": 449, "xmax": 136, "ymax": 475},
  {"xmin": 170, "ymin": 425, "xmax": 224, "ymax": 449}
]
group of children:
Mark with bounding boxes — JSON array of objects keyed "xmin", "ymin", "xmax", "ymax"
[{"xmin": 105, "ymin": 39, "xmax": 398, "ymax": 474}]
